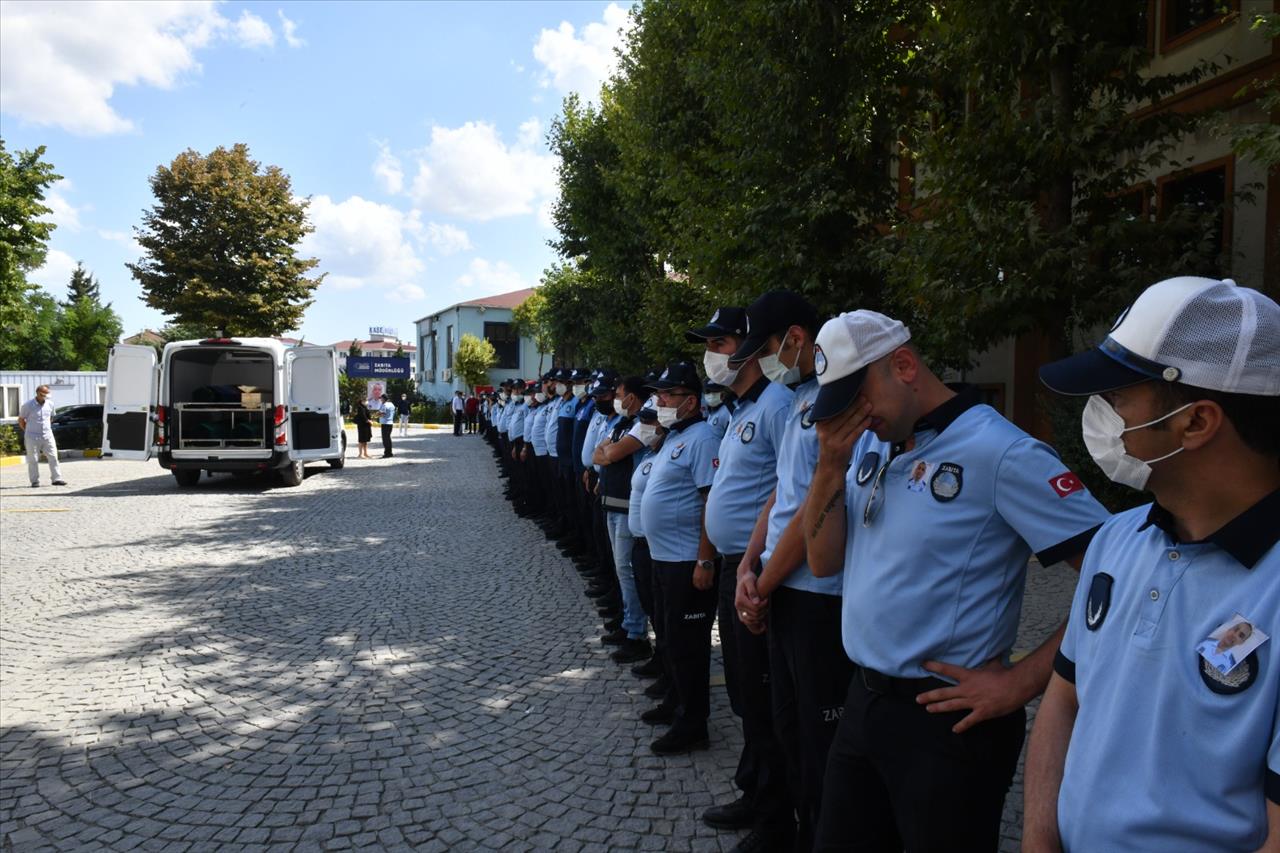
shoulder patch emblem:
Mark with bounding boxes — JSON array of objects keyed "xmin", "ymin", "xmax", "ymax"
[
  {"xmin": 930, "ymin": 462, "xmax": 963, "ymax": 502},
  {"xmin": 740, "ymin": 421, "xmax": 756, "ymax": 444},
  {"xmin": 1200, "ymin": 651, "xmax": 1259, "ymax": 695},
  {"xmin": 855, "ymin": 451, "xmax": 881, "ymax": 486},
  {"xmin": 671, "ymin": 443, "xmax": 685, "ymax": 460},
  {"xmin": 641, "ymin": 461, "xmax": 652, "ymax": 475},
  {"xmin": 1085, "ymin": 573, "xmax": 1113, "ymax": 631},
  {"xmin": 1049, "ymin": 472, "xmax": 1084, "ymax": 498},
  {"xmin": 800, "ymin": 401, "xmax": 815, "ymax": 430}
]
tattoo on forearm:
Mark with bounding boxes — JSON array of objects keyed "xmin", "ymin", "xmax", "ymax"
[{"xmin": 809, "ymin": 488, "xmax": 844, "ymax": 539}]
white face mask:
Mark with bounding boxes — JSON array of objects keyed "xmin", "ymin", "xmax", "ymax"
[
  {"xmin": 534, "ymin": 392, "xmax": 546, "ymax": 403},
  {"xmin": 573, "ymin": 383, "xmax": 588, "ymax": 397},
  {"xmin": 1081, "ymin": 395, "xmax": 1192, "ymax": 490},
  {"xmin": 556, "ymin": 382, "xmax": 569, "ymax": 396},
  {"xmin": 613, "ymin": 398, "xmax": 626, "ymax": 416},
  {"xmin": 703, "ymin": 350, "xmax": 740, "ymax": 386},
  {"xmin": 759, "ymin": 336, "xmax": 802, "ymax": 385},
  {"xmin": 634, "ymin": 423, "xmax": 659, "ymax": 445},
  {"xmin": 656, "ymin": 405, "xmax": 682, "ymax": 428},
  {"xmin": 703, "ymin": 392, "xmax": 723, "ymax": 408}
]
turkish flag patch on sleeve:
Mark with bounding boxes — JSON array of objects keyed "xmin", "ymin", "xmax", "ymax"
[{"xmin": 1049, "ymin": 472, "xmax": 1085, "ymax": 498}]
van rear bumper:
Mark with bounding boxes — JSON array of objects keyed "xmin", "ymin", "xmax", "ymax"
[{"xmin": 158, "ymin": 450, "xmax": 288, "ymax": 472}]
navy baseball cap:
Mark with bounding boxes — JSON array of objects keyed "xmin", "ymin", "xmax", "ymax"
[
  {"xmin": 590, "ymin": 370, "xmax": 620, "ymax": 396},
  {"xmin": 686, "ymin": 306, "xmax": 749, "ymax": 343},
  {"xmin": 730, "ymin": 290, "xmax": 821, "ymax": 364},
  {"xmin": 645, "ymin": 361, "xmax": 703, "ymax": 394}
]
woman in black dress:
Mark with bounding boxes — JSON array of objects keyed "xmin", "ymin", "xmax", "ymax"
[{"xmin": 354, "ymin": 399, "xmax": 373, "ymax": 458}]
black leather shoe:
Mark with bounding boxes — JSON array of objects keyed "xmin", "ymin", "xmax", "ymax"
[
  {"xmin": 610, "ymin": 638, "xmax": 652, "ymax": 664},
  {"xmin": 644, "ymin": 677, "xmax": 670, "ymax": 700},
  {"xmin": 730, "ymin": 825, "xmax": 796, "ymax": 853},
  {"xmin": 650, "ymin": 727, "xmax": 709, "ymax": 755},
  {"xmin": 702, "ymin": 795, "xmax": 754, "ymax": 830},
  {"xmin": 640, "ymin": 703, "xmax": 675, "ymax": 724},
  {"xmin": 631, "ymin": 656, "xmax": 662, "ymax": 678},
  {"xmin": 600, "ymin": 628, "xmax": 628, "ymax": 645},
  {"xmin": 603, "ymin": 617, "xmax": 623, "ymax": 633}
]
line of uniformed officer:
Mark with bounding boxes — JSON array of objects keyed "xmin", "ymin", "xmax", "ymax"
[{"xmin": 479, "ymin": 276, "xmax": 1278, "ymax": 853}]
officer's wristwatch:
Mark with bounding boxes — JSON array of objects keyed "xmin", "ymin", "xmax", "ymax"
[{"xmin": 695, "ymin": 559, "xmax": 715, "ymax": 571}]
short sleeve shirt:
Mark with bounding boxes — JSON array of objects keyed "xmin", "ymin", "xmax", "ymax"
[
  {"xmin": 629, "ymin": 446, "xmax": 657, "ymax": 538},
  {"xmin": 706, "ymin": 405, "xmax": 732, "ymax": 440},
  {"xmin": 508, "ymin": 403, "xmax": 527, "ymax": 440},
  {"xmin": 640, "ymin": 419, "xmax": 720, "ymax": 562},
  {"xmin": 19, "ymin": 398, "xmax": 55, "ymax": 439},
  {"xmin": 380, "ymin": 402, "xmax": 396, "ymax": 425},
  {"xmin": 705, "ymin": 378, "xmax": 793, "ymax": 556},
  {"xmin": 1055, "ymin": 493, "xmax": 1280, "ymax": 852},
  {"xmin": 544, "ymin": 401, "xmax": 561, "ymax": 457},
  {"xmin": 529, "ymin": 405, "xmax": 550, "ymax": 455},
  {"xmin": 840, "ymin": 390, "xmax": 1109, "ymax": 678},
  {"xmin": 581, "ymin": 410, "xmax": 611, "ymax": 471}
]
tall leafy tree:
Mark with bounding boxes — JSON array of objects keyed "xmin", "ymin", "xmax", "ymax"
[
  {"xmin": 453, "ymin": 334, "xmax": 497, "ymax": 390},
  {"xmin": 128, "ymin": 144, "xmax": 323, "ymax": 336},
  {"xmin": 0, "ymin": 139, "xmax": 61, "ymax": 369},
  {"xmin": 58, "ymin": 263, "xmax": 122, "ymax": 370}
]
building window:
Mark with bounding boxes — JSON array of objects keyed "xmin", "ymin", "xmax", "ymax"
[
  {"xmin": 430, "ymin": 332, "xmax": 438, "ymax": 374},
  {"xmin": 1, "ymin": 385, "xmax": 21, "ymax": 419},
  {"xmin": 484, "ymin": 322, "xmax": 520, "ymax": 370},
  {"xmin": 1161, "ymin": 0, "xmax": 1236, "ymax": 51},
  {"xmin": 446, "ymin": 325, "xmax": 453, "ymax": 369},
  {"xmin": 1158, "ymin": 157, "xmax": 1232, "ymax": 273}
]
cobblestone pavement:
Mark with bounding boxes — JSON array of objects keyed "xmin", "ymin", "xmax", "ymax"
[{"xmin": 1, "ymin": 433, "xmax": 1077, "ymax": 851}]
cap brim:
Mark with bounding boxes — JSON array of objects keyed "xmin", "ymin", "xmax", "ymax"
[
  {"xmin": 685, "ymin": 323, "xmax": 735, "ymax": 343},
  {"xmin": 727, "ymin": 332, "xmax": 769, "ymax": 365},
  {"xmin": 809, "ymin": 367, "xmax": 868, "ymax": 422},
  {"xmin": 1039, "ymin": 348, "xmax": 1151, "ymax": 396}
]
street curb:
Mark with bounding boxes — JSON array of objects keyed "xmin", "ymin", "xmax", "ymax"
[
  {"xmin": 0, "ymin": 456, "xmax": 20, "ymax": 468},
  {"xmin": 1, "ymin": 449, "xmax": 102, "ymax": 466}
]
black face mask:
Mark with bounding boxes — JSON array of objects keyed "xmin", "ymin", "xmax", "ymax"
[{"xmin": 595, "ymin": 398, "xmax": 613, "ymax": 416}]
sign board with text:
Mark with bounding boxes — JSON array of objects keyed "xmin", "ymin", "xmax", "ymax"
[{"xmin": 346, "ymin": 356, "xmax": 411, "ymax": 378}]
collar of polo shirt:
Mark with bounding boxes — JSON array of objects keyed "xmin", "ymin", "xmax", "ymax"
[{"xmin": 1139, "ymin": 487, "xmax": 1280, "ymax": 569}]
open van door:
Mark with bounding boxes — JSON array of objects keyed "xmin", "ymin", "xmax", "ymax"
[
  {"xmin": 102, "ymin": 344, "xmax": 158, "ymax": 460},
  {"xmin": 287, "ymin": 347, "xmax": 340, "ymax": 460}
]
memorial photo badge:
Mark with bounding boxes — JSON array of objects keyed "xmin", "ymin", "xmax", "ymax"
[
  {"xmin": 1196, "ymin": 613, "xmax": 1267, "ymax": 693},
  {"xmin": 856, "ymin": 451, "xmax": 881, "ymax": 486},
  {"xmin": 930, "ymin": 462, "xmax": 963, "ymax": 502}
]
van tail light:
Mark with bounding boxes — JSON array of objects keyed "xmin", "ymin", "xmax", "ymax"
[
  {"xmin": 274, "ymin": 405, "xmax": 285, "ymax": 426},
  {"xmin": 155, "ymin": 406, "xmax": 167, "ymax": 446},
  {"xmin": 274, "ymin": 404, "xmax": 287, "ymax": 445}
]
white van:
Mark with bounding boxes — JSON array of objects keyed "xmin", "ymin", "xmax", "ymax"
[{"xmin": 102, "ymin": 337, "xmax": 346, "ymax": 487}]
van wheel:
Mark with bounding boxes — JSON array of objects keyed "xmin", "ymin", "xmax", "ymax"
[
  {"xmin": 328, "ymin": 433, "xmax": 347, "ymax": 469},
  {"xmin": 280, "ymin": 459, "xmax": 305, "ymax": 487},
  {"xmin": 173, "ymin": 469, "xmax": 201, "ymax": 488}
]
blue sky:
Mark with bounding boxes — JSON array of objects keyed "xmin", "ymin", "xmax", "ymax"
[{"xmin": 0, "ymin": 0, "xmax": 631, "ymax": 345}]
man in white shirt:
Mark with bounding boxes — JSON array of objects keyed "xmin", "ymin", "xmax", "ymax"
[{"xmin": 18, "ymin": 385, "xmax": 66, "ymax": 487}]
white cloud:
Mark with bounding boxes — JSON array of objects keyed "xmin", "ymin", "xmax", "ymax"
[
  {"xmin": 456, "ymin": 258, "xmax": 526, "ymax": 292},
  {"xmin": 41, "ymin": 180, "xmax": 85, "ymax": 233},
  {"xmin": 532, "ymin": 2, "xmax": 631, "ymax": 99},
  {"xmin": 234, "ymin": 10, "xmax": 275, "ymax": 48},
  {"xmin": 424, "ymin": 223, "xmax": 473, "ymax": 256},
  {"xmin": 28, "ymin": 248, "xmax": 79, "ymax": 291},
  {"xmin": 0, "ymin": 1, "xmax": 280, "ymax": 136},
  {"xmin": 372, "ymin": 142, "xmax": 404, "ymax": 195},
  {"xmin": 277, "ymin": 9, "xmax": 305, "ymax": 48},
  {"xmin": 387, "ymin": 284, "xmax": 426, "ymax": 304},
  {"xmin": 301, "ymin": 195, "xmax": 425, "ymax": 292},
  {"xmin": 409, "ymin": 120, "xmax": 556, "ymax": 221}
]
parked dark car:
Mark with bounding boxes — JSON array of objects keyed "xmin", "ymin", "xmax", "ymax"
[{"xmin": 51, "ymin": 404, "xmax": 104, "ymax": 449}]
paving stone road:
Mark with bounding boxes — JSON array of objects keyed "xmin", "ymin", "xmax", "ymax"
[{"xmin": 1, "ymin": 432, "xmax": 1077, "ymax": 851}]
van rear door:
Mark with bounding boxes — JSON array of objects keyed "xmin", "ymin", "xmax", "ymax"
[
  {"xmin": 102, "ymin": 344, "xmax": 158, "ymax": 460},
  {"xmin": 287, "ymin": 347, "xmax": 339, "ymax": 460}
]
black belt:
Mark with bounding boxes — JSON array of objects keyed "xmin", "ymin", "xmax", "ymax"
[{"xmin": 856, "ymin": 665, "xmax": 949, "ymax": 698}]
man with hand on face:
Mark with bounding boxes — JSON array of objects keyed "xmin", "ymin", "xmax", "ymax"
[
  {"xmin": 1025, "ymin": 277, "xmax": 1280, "ymax": 853},
  {"xmin": 639, "ymin": 361, "xmax": 722, "ymax": 756},
  {"xmin": 730, "ymin": 291, "xmax": 884, "ymax": 852},
  {"xmin": 691, "ymin": 304, "xmax": 797, "ymax": 851},
  {"xmin": 803, "ymin": 310, "xmax": 1110, "ymax": 852}
]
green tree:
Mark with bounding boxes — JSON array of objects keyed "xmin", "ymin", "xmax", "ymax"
[
  {"xmin": 0, "ymin": 139, "xmax": 61, "ymax": 369},
  {"xmin": 511, "ymin": 290, "xmax": 554, "ymax": 373},
  {"xmin": 159, "ymin": 320, "xmax": 220, "ymax": 342},
  {"xmin": 338, "ymin": 339, "xmax": 365, "ymax": 410},
  {"xmin": 128, "ymin": 143, "xmax": 323, "ymax": 336},
  {"xmin": 385, "ymin": 343, "xmax": 416, "ymax": 400},
  {"xmin": 453, "ymin": 333, "xmax": 496, "ymax": 390},
  {"xmin": 883, "ymin": 0, "xmax": 1220, "ymax": 369},
  {"xmin": 58, "ymin": 263, "xmax": 123, "ymax": 370}
]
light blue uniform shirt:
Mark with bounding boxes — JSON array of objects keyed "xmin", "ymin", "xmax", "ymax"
[
  {"xmin": 766, "ymin": 378, "xmax": 888, "ymax": 596},
  {"xmin": 529, "ymin": 405, "xmax": 550, "ymax": 455},
  {"xmin": 706, "ymin": 405, "xmax": 731, "ymax": 440},
  {"xmin": 628, "ymin": 446, "xmax": 657, "ymax": 538},
  {"xmin": 495, "ymin": 401, "xmax": 509, "ymax": 435},
  {"xmin": 640, "ymin": 419, "xmax": 720, "ymax": 563},
  {"xmin": 1055, "ymin": 493, "xmax": 1280, "ymax": 852},
  {"xmin": 705, "ymin": 378, "xmax": 793, "ymax": 556},
  {"xmin": 839, "ymin": 391, "xmax": 1109, "ymax": 679},
  {"xmin": 544, "ymin": 401, "xmax": 561, "ymax": 457},
  {"xmin": 581, "ymin": 410, "xmax": 611, "ymax": 471},
  {"xmin": 508, "ymin": 402, "xmax": 527, "ymax": 440}
]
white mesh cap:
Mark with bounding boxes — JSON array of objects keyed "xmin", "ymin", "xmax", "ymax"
[
  {"xmin": 1041, "ymin": 277, "xmax": 1280, "ymax": 396},
  {"xmin": 811, "ymin": 310, "xmax": 911, "ymax": 420}
]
